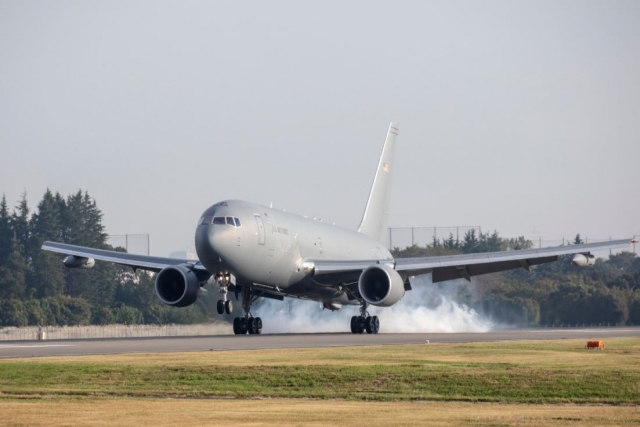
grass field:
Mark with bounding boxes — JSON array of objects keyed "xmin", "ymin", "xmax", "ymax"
[
  {"xmin": 2, "ymin": 399, "xmax": 639, "ymax": 427},
  {"xmin": 1, "ymin": 338, "xmax": 639, "ymax": 403},
  {"xmin": 1, "ymin": 338, "xmax": 639, "ymax": 425}
]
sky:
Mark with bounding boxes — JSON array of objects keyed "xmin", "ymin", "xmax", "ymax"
[{"xmin": 1, "ymin": 1, "xmax": 639, "ymax": 256}]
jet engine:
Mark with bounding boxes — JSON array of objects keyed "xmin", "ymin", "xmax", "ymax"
[
  {"xmin": 358, "ymin": 264, "xmax": 405, "ymax": 307},
  {"xmin": 155, "ymin": 264, "xmax": 202, "ymax": 307},
  {"xmin": 572, "ymin": 253, "xmax": 595, "ymax": 267},
  {"xmin": 63, "ymin": 255, "xmax": 95, "ymax": 269}
]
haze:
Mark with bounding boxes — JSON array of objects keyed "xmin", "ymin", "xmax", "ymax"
[{"xmin": 1, "ymin": 1, "xmax": 638, "ymax": 256}]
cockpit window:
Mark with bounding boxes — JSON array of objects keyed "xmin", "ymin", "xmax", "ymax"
[{"xmin": 210, "ymin": 216, "xmax": 241, "ymax": 227}]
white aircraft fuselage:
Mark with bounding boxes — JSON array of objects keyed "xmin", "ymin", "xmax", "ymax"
[{"xmin": 195, "ymin": 199, "xmax": 392, "ymax": 305}]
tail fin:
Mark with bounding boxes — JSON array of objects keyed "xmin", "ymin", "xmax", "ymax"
[{"xmin": 357, "ymin": 122, "xmax": 398, "ymax": 242}]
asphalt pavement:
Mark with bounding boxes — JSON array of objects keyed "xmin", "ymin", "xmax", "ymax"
[{"xmin": 0, "ymin": 327, "xmax": 638, "ymax": 359}]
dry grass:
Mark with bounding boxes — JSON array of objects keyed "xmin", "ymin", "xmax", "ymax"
[{"xmin": 1, "ymin": 398, "xmax": 639, "ymax": 427}]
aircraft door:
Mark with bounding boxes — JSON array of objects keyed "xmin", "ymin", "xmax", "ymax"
[{"xmin": 255, "ymin": 215, "xmax": 266, "ymax": 245}]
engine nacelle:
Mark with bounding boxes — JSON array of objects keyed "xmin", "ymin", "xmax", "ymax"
[
  {"xmin": 572, "ymin": 253, "xmax": 595, "ymax": 267},
  {"xmin": 155, "ymin": 264, "xmax": 201, "ymax": 307},
  {"xmin": 63, "ymin": 255, "xmax": 95, "ymax": 269},
  {"xmin": 358, "ymin": 264, "xmax": 405, "ymax": 307}
]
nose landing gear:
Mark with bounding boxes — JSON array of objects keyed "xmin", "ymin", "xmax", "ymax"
[
  {"xmin": 216, "ymin": 299, "xmax": 233, "ymax": 315},
  {"xmin": 350, "ymin": 302, "xmax": 379, "ymax": 334},
  {"xmin": 215, "ymin": 273, "xmax": 234, "ymax": 315}
]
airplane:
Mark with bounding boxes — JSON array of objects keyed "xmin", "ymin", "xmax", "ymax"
[{"xmin": 42, "ymin": 123, "xmax": 634, "ymax": 335}]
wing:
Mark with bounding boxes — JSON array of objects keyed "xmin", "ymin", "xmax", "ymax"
[
  {"xmin": 41, "ymin": 241, "xmax": 208, "ymax": 273},
  {"xmin": 311, "ymin": 239, "xmax": 634, "ymax": 284}
]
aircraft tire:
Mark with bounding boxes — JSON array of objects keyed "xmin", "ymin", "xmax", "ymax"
[
  {"xmin": 365, "ymin": 316, "xmax": 373, "ymax": 334},
  {"xmin": 248, "ymin": 318, "xmax": 258, "ymax": 335},
  {"xmin": 350, "ymin": 316, "xmax": 358, "ymax": 334},
  {"xmin": 224, "ymin": 300, "xmax": 233, "ymax": 314},
  {"xmin": 233, "ymin": 317, "xmax": 241, "ymax": 334},
  {"xmin": 370, "ymin": 316, "xmax": 380, "ymax": 334},
  {"xmin": 357, "ymin": 316, "xmax": 366, "ymax": 334},
  {"xmin": 255, "ymin": 317, "xmax": 263, "ymax": 334},
  {"xmin": 217, "ymin": 300, "xmax": 224, "ymax": 315},
  {"xmin": 240, "ymin": 317, "xmax": 249, "ymax": 334}
]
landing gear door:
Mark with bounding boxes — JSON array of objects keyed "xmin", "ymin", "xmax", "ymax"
[{"xmin": 255, "ymin": 215, "xmax": 266, "ymax": 245}]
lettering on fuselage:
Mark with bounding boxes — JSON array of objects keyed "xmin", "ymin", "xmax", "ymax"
[{"xmin": 271, "ymin": 225, "xmax": 289, "ymax": 235}]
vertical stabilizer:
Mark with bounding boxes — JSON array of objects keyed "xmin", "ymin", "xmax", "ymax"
[{"xmin": 357, "ymin": 122, "xmax": 398, "ymax": 242}]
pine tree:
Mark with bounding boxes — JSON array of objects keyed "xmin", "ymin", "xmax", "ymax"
[
  {"xmin": 30, "ymin": 189, "xmax": 63, "ymax": 249},
  {"xmin": 63, "ymin": 190, "xmax": 115, "ymax": 307},
  {"xmin": 0, "ymin": 195, "xmax": 12, "ymax": 264},
  {"xmin": 443, "ymin": 233, "xmax": 458, "ymax": 250},
  {"xmin": 507, "ymin": 236, "xmax": 534, "ymax": 251},
  {"xmin": 461, "ymin": 229, "xmax": 480, "ymax": 254},
  {"xmin": 478, "ymin": 230, "xmax": 503, "ymax": 253},
  {"xmin": 55, "ymin": 191, "xmax": 69, "ymax": 243},
  {"xmin": 11, "ymin": 192, "xmax": 30, "ymax": 264},
  {"xmin": 0, "ymin": 233, "xmax": 27, "ymax": 299},
  {"xmin": 63, "ymin": 190, "xmax": 84, "ymax": 246},
  {"xmin": 29, "ymin": 189, "xmax": 66, "ymax": 298},
  {"xmin": 82, "ymin": 191, "xmax": 107, "ymax": 248}
]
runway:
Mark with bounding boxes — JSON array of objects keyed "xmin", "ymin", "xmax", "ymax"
[{"xmin": 0, "ymin": 327, "xmax": 638, "ymax": 359}]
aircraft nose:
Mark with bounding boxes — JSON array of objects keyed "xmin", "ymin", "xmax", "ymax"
[
  {"xmin": 194, "ymin": 224, "xmax": 231, "ymax": 264},
  {"xmin": 195, "ymin": 225, "xmax": 217, "ymax": 262}
]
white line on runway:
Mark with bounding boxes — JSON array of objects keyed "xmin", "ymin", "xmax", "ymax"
[
  {"xmin": 528, "ymin": 329, "xmax": 640, "ymax": 333},
  {"xmin": 0, "ymin": 344, "xmax": 74, "ymax": 349}
]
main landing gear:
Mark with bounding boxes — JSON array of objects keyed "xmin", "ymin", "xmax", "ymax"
[
  {"xmin": 232, "ymin": 285, "xmax": 263, "ymax": 335},
  {"xmin": 350, "ymin": 302, "xmax": 379, "ymax": 334}
]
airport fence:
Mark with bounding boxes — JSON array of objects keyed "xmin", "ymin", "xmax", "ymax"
[
  {"xmin": 387, "ymin": 226, "xmax": 482, "ymax": 249},
  {"xmin": 107, "ymin": 233, "xmax": 150, "ymax": 255},
  {"xmin": 0, "ymin": 323, "xmax": 231, "ymax": 341}
]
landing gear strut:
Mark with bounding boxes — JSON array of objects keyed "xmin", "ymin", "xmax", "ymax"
[
  {"xmin": 232, "ymin": 285, "xmax": 262, "ymax": 335},
  {"xmin": 350, "ymin": 302, "xmax": 379, "ymax": 334},
  {"xmin": 215, "ymin": 273, "xmax": 234, "ymax": 315}
]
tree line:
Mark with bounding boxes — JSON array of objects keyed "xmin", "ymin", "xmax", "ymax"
[
  {"xmin": 0, "ymin": 190, "xmax": 210, "ymax": 327},
  {"xmin": 392, "ymin": 230, "xmax": 640, "ymax": 326}
]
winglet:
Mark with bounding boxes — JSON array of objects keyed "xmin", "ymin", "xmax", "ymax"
[{"xmin": 357, "ymin": 122, "xmax": 398, "ymax": 242}]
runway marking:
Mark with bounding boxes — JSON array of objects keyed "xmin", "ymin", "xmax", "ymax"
[
  {"xmin": 0, "ymin": 344, "xmax": 74, "ymax": 349},
  {"xmin": 527, "ymin": 329, "xmax": 640, "ymax": 333}
]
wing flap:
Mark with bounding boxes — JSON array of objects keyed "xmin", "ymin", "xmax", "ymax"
[{"xmin": 431, "ymin": 255, "xmax": 558, "ymax": 283}]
